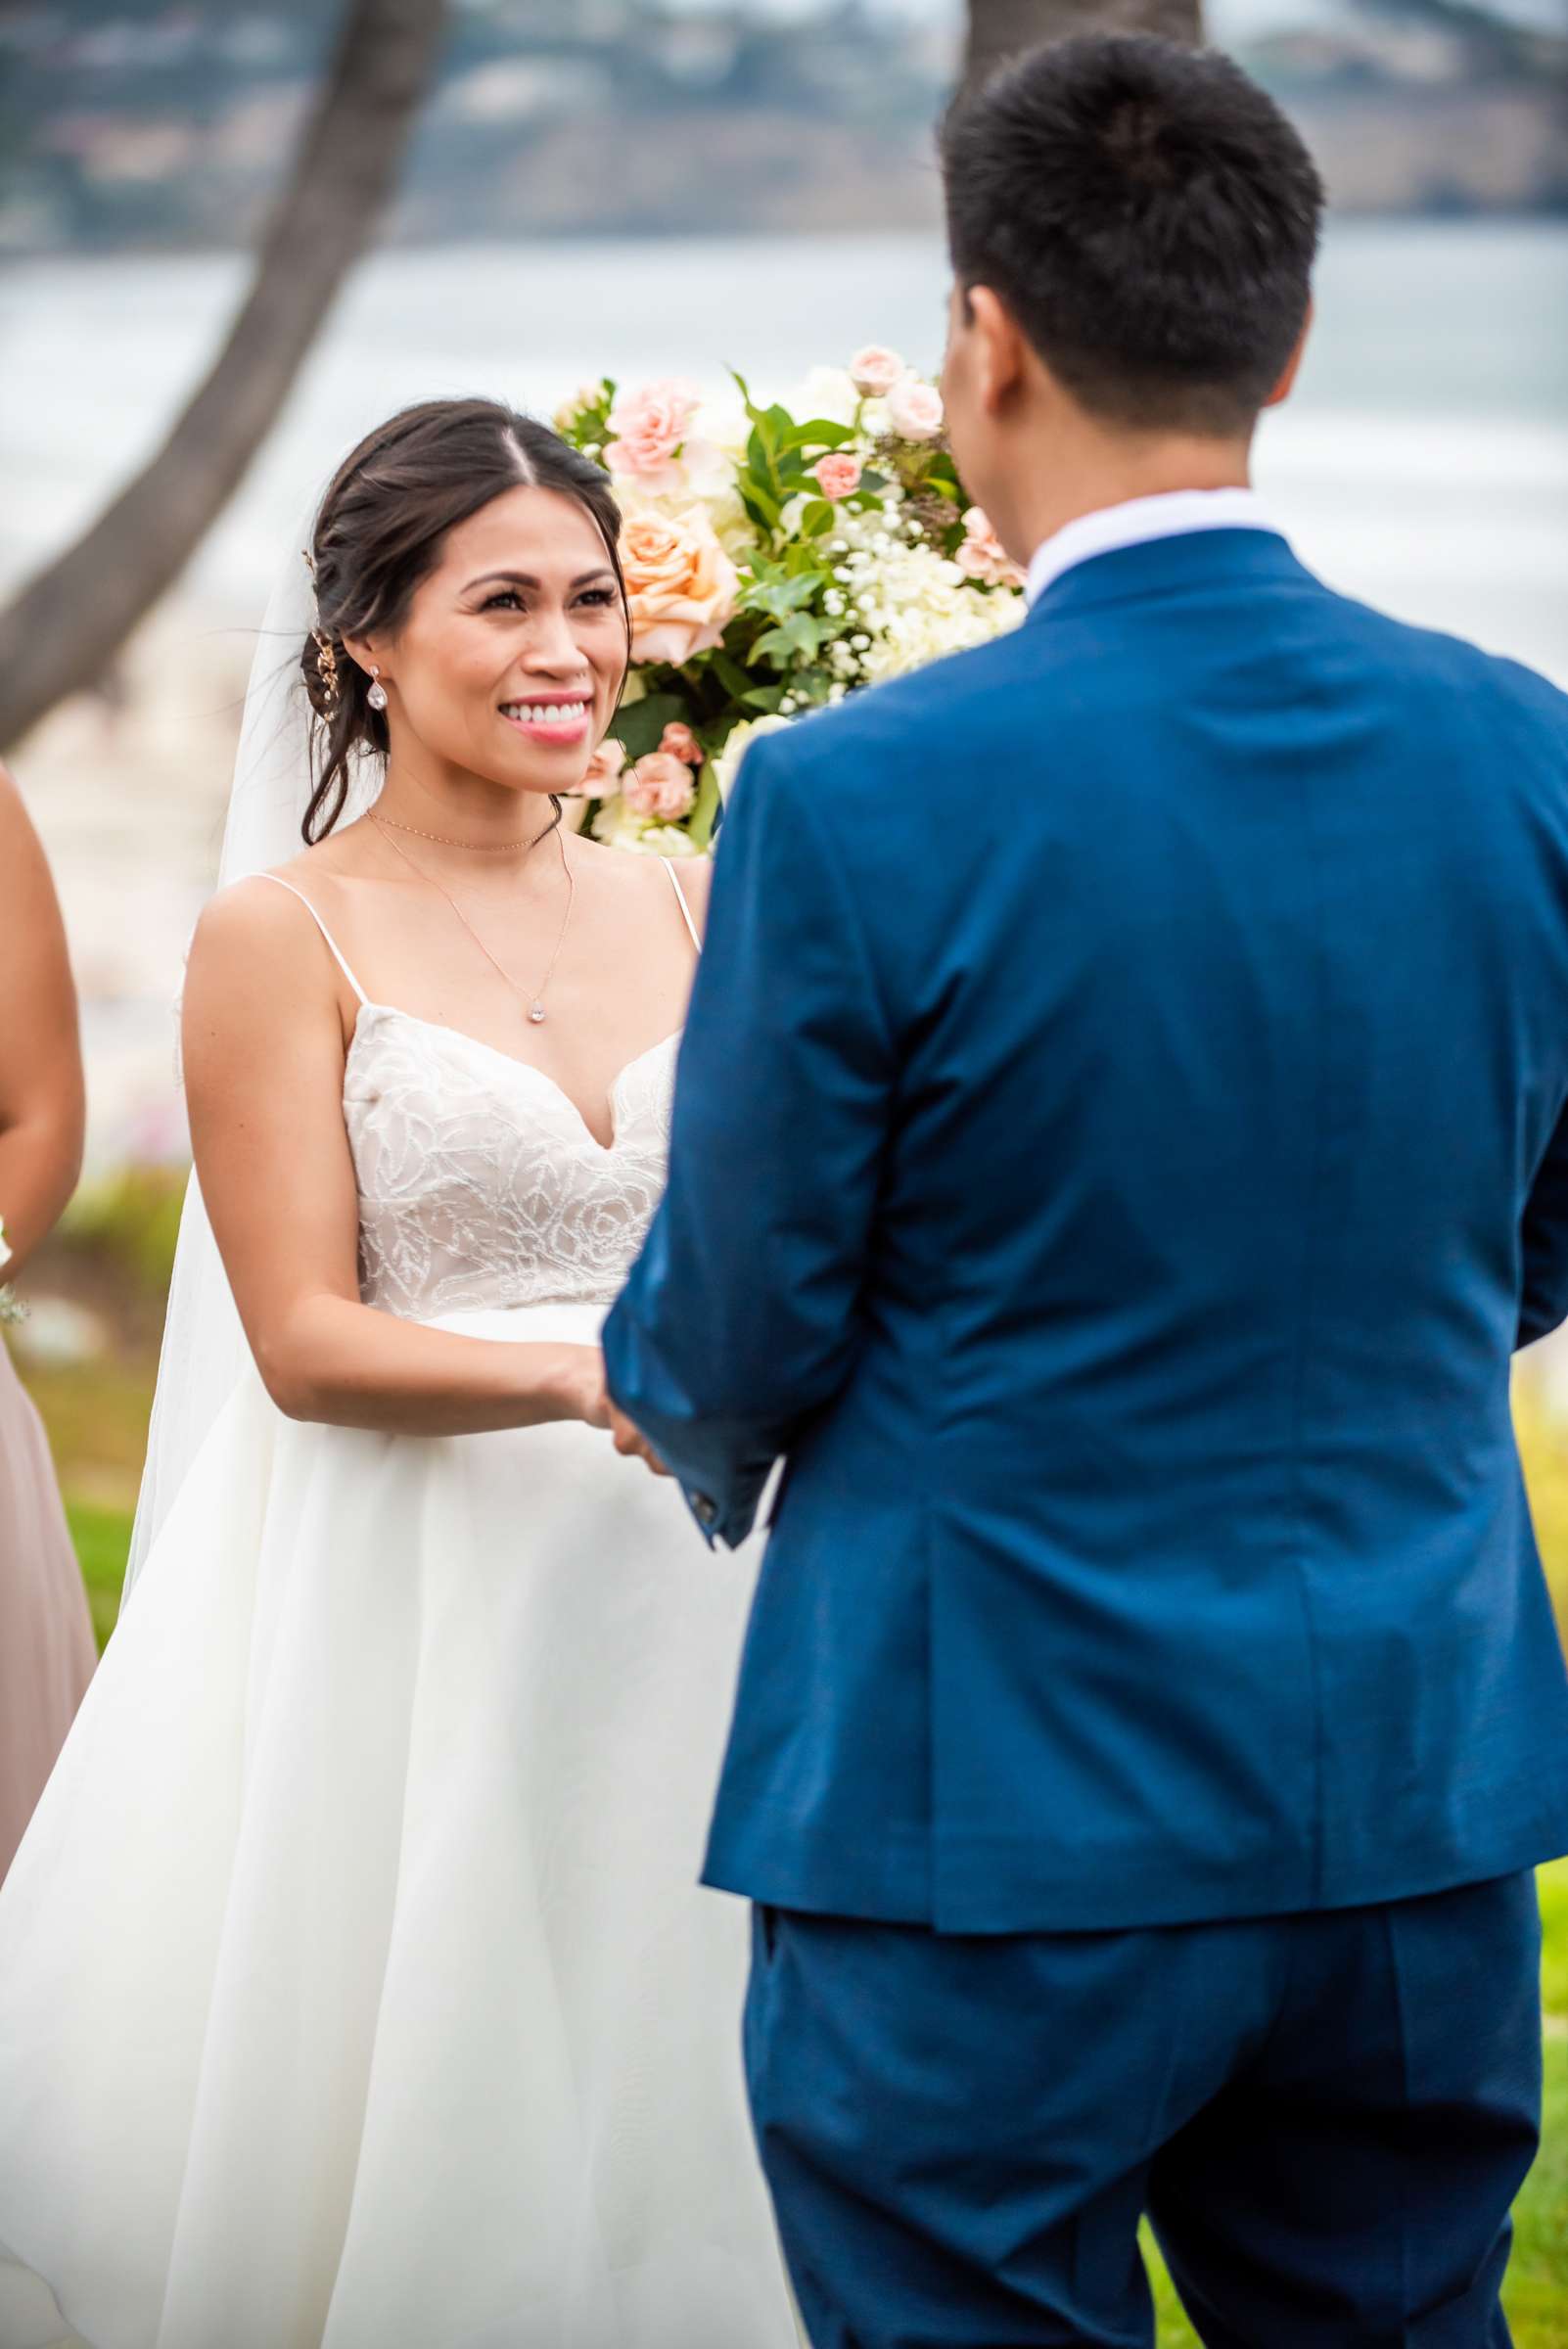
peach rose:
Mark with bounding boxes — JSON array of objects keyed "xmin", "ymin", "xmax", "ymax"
[
  {"xmin": 620, "ymin": 511, "xmax": 740, "ymax": 666},
  {"xmin": 954, "ymin": 506, "xmax": 1027, "ymax": 590},
  {"xmin": 886, "ymin": 376, "xmax": 945, "ymax": 442},
  {"xmin": 604, "ymin": 379, "xmax": 702, "ymax": 484},
  {"xmin": 576, "ymin": 737, "xmax": 627, "ymax": 800},
  {"xmin": 812, "ymin": 452, "xmax": 863, "ymax": 502},
  {"xmin": 658, "ymin": 720, "xmax": 704, "ymax": 768},
  {"xmin": 623, "ymin": 751, "xmax": 697, "ymax": 823},
  {"xmin": 849, "ymin": 345, "xmax": 905, "ymax": 397}
]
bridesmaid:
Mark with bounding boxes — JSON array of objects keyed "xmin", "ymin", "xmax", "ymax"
[{"xmin": 0, "ymin": 761, "xmax": 95, "ymax": 1883}]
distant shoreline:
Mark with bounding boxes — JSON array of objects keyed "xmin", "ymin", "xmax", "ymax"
[{"xmin": 6, "ymin": 198, "xmax": 1568, "ymax": 268}]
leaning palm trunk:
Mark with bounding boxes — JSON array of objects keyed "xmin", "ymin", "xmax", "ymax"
[
  {"xmin": 0, "ymin": 0, "xmax": 449, "ymax": 754},
  {"xmin": 963, "ymin": 0, "xmax": 1204, "ymax": 98}
]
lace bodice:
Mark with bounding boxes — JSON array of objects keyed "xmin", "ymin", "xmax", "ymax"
[
  {"xmin": 256, "ymin": 867, "xmax": 694, "ymax": 1322},
  {"xmin": 346, "ymin": 1005, "xmax": 677, "ymax": 1318}
]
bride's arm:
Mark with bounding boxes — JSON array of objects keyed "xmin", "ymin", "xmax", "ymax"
[
  {"xmin": 0, "ymin": 765, "xmax": 85, "ymax": 1281},
  {"xmin": 183, "ymin": 881, "xmax": 609, "ymax": 1437}
]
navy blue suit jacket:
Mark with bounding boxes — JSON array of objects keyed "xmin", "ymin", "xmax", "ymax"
[{"xmin": 603, "ymin": 529, "xmax": 1568, "ymax": 1933}]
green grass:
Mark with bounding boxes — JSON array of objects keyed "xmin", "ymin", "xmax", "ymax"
[
  {"xmin": 66, "ymin": 1498, "xmax": 135, "ymax": 1652},
  {"xmin": 1511, "ymin": 2032, "xmax": 1568, "ymax": 2345},
  {"xmin": 1144, "ymin": 2025, "xmax": 1568, "ymax": 2345},
  {"xmin": 1542, "ymin": 1865, "xmax": 1568, "ymax": 2023}
]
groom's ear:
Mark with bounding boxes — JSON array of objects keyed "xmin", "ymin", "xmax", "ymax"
[
  {"xmin": 966, "ymin": 286, "xmax": 1029, "ymax": 416},
  {"xmin": 1262, "ymin": 302, "xmax": 1314, "ymax": 410}
]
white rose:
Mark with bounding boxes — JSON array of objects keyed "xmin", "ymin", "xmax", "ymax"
[
  {"xmin": 712, "ymin": 714, "xmax": 794, "ymax": 805},
  {"xmin": 595, "ymin": 798, "xmax": 705, "ymax": 858},
  {"xmin": 691, "ymin": 396, "xmax": 750, "ymax": 461},
  {"xmin": 593, "ymin": 797, "xmax": 652, "ymax": 852},
  {"xmin": 791, "ymin": 366, "xmax": 860, "ymax": 429},
  {"xmin": 639, "ymin": 825, "xmax": 702, "ymax": 860}
]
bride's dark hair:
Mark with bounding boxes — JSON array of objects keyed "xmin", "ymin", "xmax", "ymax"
[{"xmin": 299, "ymin": 397, "xmax": 629, "ymax": 845}]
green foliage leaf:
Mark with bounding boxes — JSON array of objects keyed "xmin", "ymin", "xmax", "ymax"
[
  {"xmin": 609, "ymin": 691, "xmax": 686, "ymax": 761},
  {"xmin": 752, "ymin": 613, "xmax": 827, "ymax": 666},
  {"xmin": 687, "ymin": 760, "xmax": 722, "ymax": 852},
  {"xmin": 740, "ymin": 481, "xmax": 783, "ymax": 530},
  {"xmin": 742, "ymin": 568, "xmax": 819, "ymax": 621},
  {"xmin": 779, "ymin": 418, "xmax": 856, "ymax": 453}
]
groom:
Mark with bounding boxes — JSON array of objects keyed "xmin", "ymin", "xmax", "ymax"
[{"xmin": 604, "ymin": 33, "xmax": 1568, "ymax": 2346}]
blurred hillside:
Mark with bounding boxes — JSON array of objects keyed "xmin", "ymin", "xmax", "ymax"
[{"xmin": 1, "ymin": 0, "xmax": 1564, "ymax": 250}]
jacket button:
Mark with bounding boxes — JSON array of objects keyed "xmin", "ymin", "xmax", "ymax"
[{"xmin": 694, "ymin": 1494, "xmax": 718, "ymax": 1528}]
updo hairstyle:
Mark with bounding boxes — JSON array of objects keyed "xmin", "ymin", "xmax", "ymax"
[{"xmin": 300, "ymin": 398, "xmax": 627, "ymax": 843}]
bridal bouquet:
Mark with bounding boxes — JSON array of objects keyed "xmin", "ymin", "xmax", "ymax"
[{"xmin": 552, "ymin": 350, "xmax": 1027, "ymax": 857}]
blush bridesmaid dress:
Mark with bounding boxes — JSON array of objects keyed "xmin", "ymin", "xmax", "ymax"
[{"xmin": 0, "ymin": 1331, "xmax": 95, "ymax": 1884}]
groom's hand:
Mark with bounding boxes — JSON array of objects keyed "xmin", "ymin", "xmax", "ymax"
[{"xmin": 607, "ymin": 1401, "xmax": 673, "ymax": 1478}]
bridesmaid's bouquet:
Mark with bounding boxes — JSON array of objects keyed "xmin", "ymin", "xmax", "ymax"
[{"xmin": 553, "ymin": 349, "xmax": 1027, "ymax": 857}]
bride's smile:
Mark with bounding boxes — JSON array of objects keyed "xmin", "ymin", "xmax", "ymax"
[{"xmin": 498, "ymin": 693, "xmax": 591, "ymax": 744}]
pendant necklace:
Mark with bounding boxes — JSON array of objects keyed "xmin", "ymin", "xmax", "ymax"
[{"xmin": 371, "ymin": 812, "xmax": 575, "ymax": 1027}]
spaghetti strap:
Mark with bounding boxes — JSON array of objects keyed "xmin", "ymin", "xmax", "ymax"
[
  {"xmin": 663, "ymin": 858, "xmax": 702, "ymax": 956},
  {"xmin": 251, "ymin": 873, "xmax": 369, "ymax": 1005}
]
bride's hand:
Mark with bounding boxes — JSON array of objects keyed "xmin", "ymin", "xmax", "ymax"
[
  {"xmin": 551, "ymin": 1345, "xmax": 612, "ymax": 1430},
  {"xmin": 607, "ymin": 1400, "xmax": 673, "ymax": 1479}
]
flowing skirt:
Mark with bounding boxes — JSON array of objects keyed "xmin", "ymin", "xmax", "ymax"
[
  {"xmin": 0, "ymin": 1304, "xmax": 794, "ymax": 2349},
  {"xmin": 0, "ymin": 1339, "xmax": 95, "ymax": 1887}
]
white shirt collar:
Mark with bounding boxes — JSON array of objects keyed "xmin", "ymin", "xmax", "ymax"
[{"xmin": 1024, "ymin": 487, "xmax": 1276, "ymax": 607}]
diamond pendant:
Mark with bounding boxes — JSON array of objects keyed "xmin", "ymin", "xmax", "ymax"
[{"xmin": 528, "ymin": 1003, "xmax": 547, "ymax": 1025}]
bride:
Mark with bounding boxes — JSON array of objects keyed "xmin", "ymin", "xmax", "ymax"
[{"xmin": 0, "ymin": 398, "xmax": 797, "ymax": 2349}]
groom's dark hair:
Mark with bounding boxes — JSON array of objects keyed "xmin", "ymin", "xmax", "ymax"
[{"xmin": 941, "ymin": 35, "xmax": 1324, "ymax": 435}]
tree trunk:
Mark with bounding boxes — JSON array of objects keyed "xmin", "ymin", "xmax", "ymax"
[
  {"xmin": 0, "ymin": 0, "xmax": 450, "ymax": 754},
  {"xmin": 963, "ymin": 0, "xmax": 1204, "ymax": 99}
]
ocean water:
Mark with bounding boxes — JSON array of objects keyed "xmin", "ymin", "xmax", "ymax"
[
  {"xmin": 2, "ymin": 218, "xmax": 1565, "ymax": 674},
  {"xmin": 1, "ymin": 219, "xmax": 1565, "ymax": 1160}
]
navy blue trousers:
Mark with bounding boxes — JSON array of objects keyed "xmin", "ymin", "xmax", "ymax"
[{"xmin": 744, "ymin": 1873, "xmax": 1543, "ymax": 2348}]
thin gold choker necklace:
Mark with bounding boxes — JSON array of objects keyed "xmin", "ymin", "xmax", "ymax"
[{"xmin": 374, "ymin": 812, "xmax": 556, "ymax": 854}]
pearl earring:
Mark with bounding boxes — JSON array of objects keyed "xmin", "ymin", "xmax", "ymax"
[{"xmin": 366, "ymin": 666, "xmax": 389, "ymax": 713}]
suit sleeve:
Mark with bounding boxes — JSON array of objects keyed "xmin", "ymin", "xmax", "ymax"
[
  {"xmin": 1520, "ymin": 1093, "xmax": 1568, "ymax": 1350},
  {"xmin": 602, "ymin": 732, "xmax": 896, "ymax": 1546}
]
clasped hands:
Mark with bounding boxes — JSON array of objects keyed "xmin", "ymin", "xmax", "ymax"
[
  {"xmin": 573, "ymin": 1347, "xmax": 671, "ymax": 1479},
  {"xmin": 607, "ymin": 1398, "xmax": 672, "ymax": 1479}
]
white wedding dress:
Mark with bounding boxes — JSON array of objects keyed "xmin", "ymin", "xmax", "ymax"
[{"xmin": 0, "ymin": 868, "xmax": 796, "ymax": 2349}]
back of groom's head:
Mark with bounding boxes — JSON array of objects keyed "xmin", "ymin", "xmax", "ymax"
[{"xmin": 942, "ymin": 36, "xmax": 1324, "ymax": 437}]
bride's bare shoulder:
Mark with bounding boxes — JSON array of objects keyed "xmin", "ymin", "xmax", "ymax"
[
  {"xmin": 194, "ymin": 821, "xmax": 374, "ymax": 955},
  {"xmin": 573, "ymin": 832, "xmax": 715, "ymax": 918},
  {"xmin": 188, "ymin": 841, "xmax": 363, "ymax": 1014},
  {"xmin": 670, "ymin": 853, "xmax": 713, "ymax": 913}
]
